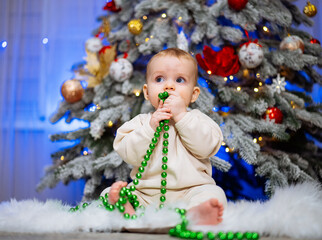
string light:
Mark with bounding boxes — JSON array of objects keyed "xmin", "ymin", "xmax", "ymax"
[
  {"xmin": 237, "ymin": 86, "xmax": 241, "ymax": 91},
  {"xmin": 254, "ymin": 88, "xmax": 259, "ymax": 92},
  {"xmin": 107, "ymin": 121, "xmax": 113, "ymax": 127},
  {"xmin": 259, "ymin": 82, "xmax": 263, "ymax": 86},
  {"xmin": 256, "ymin": 73, "xmax": 260, "ymax": 78},
  {"xmin": 253, "ymin": 138, "xmax": 257, "ymax": 143},
  {"xmin": 145, "ymin": 38, "xmax": 150, "ymax": 42},
  {"xmin": 258, "ymin": 136, "xmax": 263, "ymax": 141},
  {"xmin": 96, "ymin": 104, "xmax": 101, "ymax": 110},
  {"xmin": 229, "ymin": 75, "xmax": 234, "ymax": 80},
  {"xmin": 178, "ymin": 16, "xmax": 182, "ymax": 20},
  {"xmin": 161, "ymin": 13, "xmax": 167, "ymax": 18},
  {"xmin": 60, "ymin": 156, "xmax": 65, "ymax": 161},
  {"xmin": 224, "ymin": 77, "xmax": 228, "ymax": 82},
  {"xmin": 42, "ymin": 37, "xmax": 49, "ymax": 44},
  {"xmin": 207, "ymin": 70, "xmax": 212, "ymax": 75},
  {"xmin": 263, "ymin": 26, "xmax": 269, "ymax": 32},
  {"xmin": 133, "ymin": 89, "xmax": 141, "ymax": 96},
  {"xmin": 83, "ymin": 150, "xmax": 88, "ymax": 155},
  {"xmin": 143, "ymin": 16, "xmax": 147, "ymax": 20},
  {"xmin": 225, "ymin": 147, "xmax": 230, "ymax": 152},
  {"xmin": 1, "ymin": 41, "xmax": 8, "ymax": 48},
  {"xmin": 222, "ymin": 142, "xmax": 226, "ymax": 146},
  {"xmin": 150, "ymin": 35, "xmax": 154, "ymax": 39}
]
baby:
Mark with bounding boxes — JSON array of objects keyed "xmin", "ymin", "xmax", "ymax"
[{"xmin": 101, "ymin": 48, "xmax": 227, "ymax": 225}]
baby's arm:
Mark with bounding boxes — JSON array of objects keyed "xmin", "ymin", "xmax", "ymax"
[
  {"xmin": 175, "ymin": 110, "xmax": 223, "ymax": 159},
  {"xmin": 113, "ymin": 115, "xmax": 155, "ymax": 166}
]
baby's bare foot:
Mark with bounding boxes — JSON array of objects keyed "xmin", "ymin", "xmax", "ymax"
[
  {"xmin": 108, "ymin": 181, "xmax": 128, "ymax": 204},
  {"xmin": 187, "ymin": 198, "xmax": 224, "ymax": 225},
  {"xmin": 108, "ymin": 181, "xmax": 136, "ymax": 215}
]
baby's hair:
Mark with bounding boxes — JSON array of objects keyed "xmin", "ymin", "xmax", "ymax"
[{"xmin": 146, "ymin": 48, "xmax": 198, "ymax": 84}]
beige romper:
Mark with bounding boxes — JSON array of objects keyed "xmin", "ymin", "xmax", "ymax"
[{"xmin": 101, "ymin": 109, "xmax": 227, "ymax": 209}]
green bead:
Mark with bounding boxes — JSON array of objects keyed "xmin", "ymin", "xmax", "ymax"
[
  {"xmin": 164, "ymin": 125, "xmax": 169, "ymax": 131},
  {"xmin": 144, "ymin": 155, "xmax": 150, "ymax": 161},
  {"xmin": 131, "ymin": 194, "xmax": 137, "ymax": 201},
  {"xmin": 235, "ymin": 232, "xmax": 244, "ymax": 240},
  {"xmin": 133, "ymin": 179, "xmax": 139, "ymax": 185},
  {"xmin": 175, "ymin": 224, "xmax": 182, "ymax": 232},
  {"xmin": 164, "ymin": 119, "xmax": 169, "ymax": 123},
  {"xmin": 69, "ymin": 208, "xmax": 75, "ymax": 212},
  {"xmin": 119, "ymin": 190, "xmax": 126, "ymax": 197},
  {"xmin": 152, "ymin": 137, "xmax": 158, "ymax": 144},
  {"xmin": 159, "ymin": 204, "xmax": 164, "ymax": 209},
  {"xmin": 156, "ymin": 126, "xmax": 162, "ymax": 132},
  {"xmin": 136, "ymin": 173, "xmax": 142, "ymax": 179},
  {"xmin": 245, "ymin": 232, "xmax": 253, "ymax": 240},
  {"xmin": 108, "ymin": 204, "xmax": 115, "ymax": 211},
  {"xmin": 227, "ymin": 232, "xmax": 234, "ymax": 240},
  {"xmin": 75, "ymin": 206, "xmax": 79, "ymax": 211},
  {"xmin": 162, "ymin": 148, "xmax": 168, "ymax": 154},
  {"xmin": 119, "ymin": 205, "xmax": 125, "ymax": 212},
  {"xmin": 169, "ymin": 228, "xmax": 176, "ymax": 236},
  {"xmin": 162, "ymin": 156, "xmax": 168, "ymax": 163},
  {"xmin": 161, "ymin": 188, "xmax": 167, "ymax": 194},
  {"xmin": 82, "ymin": 202, "xmax": 89, "ymax": 208},
  {"xmin": 115, "ymin": 202, "xmax": 120, "ymax": 208},
  {"xmin": 159, "ymin": 121, "xmax": 165, "ymax": 127},
  {"xmin": 162, "ymin": 164, "xmax": 168, "ymax": 170},
  {"xmin": 118, "ymin": 197, "xmax": 127, "ymax": 205},
  {"xmin": 138, "ymin": 166, "xmax": 145, "ymax": 173},
  {"xmin": 219, "ymin": 233, "xmax": 227, "ymax": 240},
  {"xmin": 196, "ymin": 231, "xmax": 204, "ymax": 240},
  {"xmin": 161, "ymin": 172, "xmax": 167, "ymax": 178},
  {"xmin": 190, "ymin": 232, "xmax": 197, "ymax": 239},
  {"xmin": 163, "ymin": 91, "xmax": 169, "ymax": 98},
  {"xmin": 179, "ymin": 209, "xmax": 186, "ymax": 216},
  {"xmin": 158, "ymin": 92, "xmax": 164, "ymax": 99},
  {"xmin": 131, "ymin": 214, "xmax": 137, "ymax": 220},
  {"xmin": 124, "ymin": 213, "xmax": 130, "ymax": 219},
  {"xmin": 160, "ymin": 195, "xmax": 166, "ymax": 202},
  {"xmin": 251, "ymin": 233, "xmax": 259, "ymax": 240},
  {"xmin": 99, "ymin": 196, "xmax": 104, "ymax": 201},
  {"xmin": 154, "ymin": 132, "xmax": 160, "ymax": 138},
  {"xmin": 102, "ymin": 198, "xmax": 108, "ymax": 206},
  {"xmin": 163, "ymin": 140, "xmax": 169, "ymax": 146},
  {"xmin": 146, "ymin": 149, "xmax": 153, "ymax": 156},
  {"xmin": 161, "ymin": 180, "xmax": 167, "ymax": 186},
  {"xmin": 149, "ymin": 143, "xmax": 155, "ymax": 149},
  {"xmin": 133, "ymin": 200, "xmax": 140, "ymax": 208},
  {"xmin": 207, "ymin": 232, "xmax": 215, "ymax": 240},
  {"xmin": 104, "ymin": 193, "xmax": 109, "ymax": 199},
  {"xmin": 163, "ymin": 132, "xmax": 169, "ymax": 139},
  {"xmin": 141, "ymin": 160, "xmax": 147, "ymax": 167},
  {"xmin": 130, "ymin": 185, "xmax": 136, "ymax": 191}
]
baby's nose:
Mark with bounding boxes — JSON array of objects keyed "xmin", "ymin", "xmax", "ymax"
[{"xmin": 164, "ymin": 81, "xmax": 175, "ymax": 91}]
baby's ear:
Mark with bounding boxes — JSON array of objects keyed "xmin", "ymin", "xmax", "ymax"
[
  {"xmin": 190, "ymin": 86, "xmax": 200, "ymax": 103},
  {"xmin": 143, "ymin": 84, "xmax": 149, "ymax": 100}
]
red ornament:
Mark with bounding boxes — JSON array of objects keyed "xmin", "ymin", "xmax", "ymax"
[
  {"xmin": 263, "ymin": 107, "xmax": 283, "ymax": 124},
  {"xmin": 196, "ymin": 46, "xmax": 240, "ymax": 77},
  {"xmin": 228, "ymin": 0, "xmax": 248, "ymax": 11},
  {"xmin": 103, "ymin": 0, "xmax": 121, "ymax": 12},
  {"xmin": 310, "ymin": 38, "xmax": 320, "ymax": 45}
]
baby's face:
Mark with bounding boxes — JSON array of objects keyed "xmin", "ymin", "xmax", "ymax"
[{"xmin": 143, "ymin": 55, "xmax": 198, "ymax": 109}]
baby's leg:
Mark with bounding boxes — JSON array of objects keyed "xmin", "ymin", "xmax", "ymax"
[
  {"xmin": 108, "ymin": 181, "xmax": 136, "ymax": 215},
  {"xmin": 187, "ymin": 198, "xmax": 224, "ymax": 225}
]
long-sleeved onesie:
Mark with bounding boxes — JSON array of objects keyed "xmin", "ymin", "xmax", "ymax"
[{"xmin": 102, "ymin": 109, "xmax": 227, "ymax": 209}]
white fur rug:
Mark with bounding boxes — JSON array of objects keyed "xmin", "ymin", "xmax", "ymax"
[{"xmin": 0, "ymin": 182, "xmax": 321, "ymax": 239}]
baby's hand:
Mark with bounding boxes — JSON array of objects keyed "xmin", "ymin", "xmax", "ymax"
[
  {"xmin": 163, "ymin": 90, "xmax": 187, "ymax": 122},
  {"xmin": 150, "ymin": 101, "xmax": 172, "ymax": 130}
]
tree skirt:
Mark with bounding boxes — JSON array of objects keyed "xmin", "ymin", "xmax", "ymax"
[{"xmin": 0, "ymin": 182, "xmax": 321, "ymax": 239}]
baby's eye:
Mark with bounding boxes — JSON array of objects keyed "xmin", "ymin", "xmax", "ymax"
[
  {"xmin": 156, "ymin": 77, "xmax": 164, "ymax": 82},
  {"xmin": 176, "ymin": 77, "xmax": 185, "ymax": 83}
]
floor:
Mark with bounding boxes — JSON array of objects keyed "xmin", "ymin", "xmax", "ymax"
[{"xmin": 0, "ymin": 232, "xmax": 315, "ymax": 240}]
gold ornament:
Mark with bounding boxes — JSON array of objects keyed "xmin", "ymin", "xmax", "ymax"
[
  {"xmin": 128, "ymin": 19, "xmax": 143, "ymax": 35},
  {"xmin": 280, "ymin": 35, "xmax": 304, "ymax": 53},
  {"xmin": 61, "ymin": 79, "xmax": 84, "ymax": 103},
  {"xmin": 303, "ymin": 1, "xmax": 317, "ymax": 17}
]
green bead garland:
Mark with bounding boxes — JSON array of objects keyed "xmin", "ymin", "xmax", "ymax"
[{"xmin": 69, "ymin": 91, "xmax": 260, "ymax": 239}]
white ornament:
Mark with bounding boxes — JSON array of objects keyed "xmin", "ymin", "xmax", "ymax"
[
  {"xmin": 271, "ymin": 74, "xmax": 286, "ymax": 94},
  {"xmin": 238, "ymin": 42, "xmax": 264, "ymax": 69},
  {"xmin": 109, "ymin": 58, "xmax": 133, "ymax": 82},
  {"xmin": 85, "ymin": 37, "xmax": 103, "ymax": 53},
  {"xmin": 177, "ymin": 31, "xmax": 189, "ymax": 52}
]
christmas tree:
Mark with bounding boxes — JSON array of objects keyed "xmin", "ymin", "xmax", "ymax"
[{"xmin": 37, "ymin": 0, "xmax": 321, "ymax": 201}]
